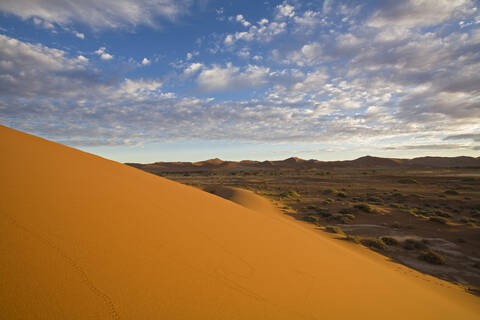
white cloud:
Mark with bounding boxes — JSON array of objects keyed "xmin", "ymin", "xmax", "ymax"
[
  {"xmin": 74, "ymin": 32, "xmax": 85, "ymax": 39},
  {"xmin": 368, "ymin": 0, "xmax": 476, "ymax": 29},
  {"xmin": 183, "ymin": 62, "xmax": 203, "ymax": 76},
  {"xmin": 236, "ymin": 14, "xmax": 251, "ymax": 27},
  {"xmin": 95, "ymin": 47, "xmax": 113, "ymax": 60},
  {"xmin": 32, "ymin": 16, "xmax": 55, "ymax": 29},
  {"xmin": 141, "ymin": 58, "xmax": 151, "ymax": 65},
  {"xmin": 258, "ymin": 18, "xmax": 269, "ymax": 26},
  {"xmin": 77, "ymin": 55, "xmax": 88, "ymax": 63},
  {"xmin": 224, "ymin": 21, "xmax": 287, "ymax": 45},
  {"xmin": 276, "ymin": 2, "xmax": 295, "ymax": 19},
  {"xmin": 286, "ymin": 42, "xmax": 323, "ymax": 66},
  {"xmin": 293, "ymin": 10, "xmax": 325, "ymax": 33},
  {"xmin": 196, "ymin": 63, "xmax": 269, "ymax": 91},
  {"xmin": 0, "ymin": 0, "xmax": 193, "ymax": 30}
]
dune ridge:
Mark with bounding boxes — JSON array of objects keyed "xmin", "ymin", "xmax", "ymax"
[{"xmin": 1, "ymin": 125, "xmax": 480, "ymax": 319}]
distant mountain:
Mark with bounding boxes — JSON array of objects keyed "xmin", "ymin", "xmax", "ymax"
[{"xmin": 126, "ymin": 155, "xmax": 480, "ymax": 173}]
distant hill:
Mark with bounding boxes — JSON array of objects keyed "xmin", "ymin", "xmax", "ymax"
[{"xmin": 126, "ymin": 155, "xmax": 480, "ymax": 173}]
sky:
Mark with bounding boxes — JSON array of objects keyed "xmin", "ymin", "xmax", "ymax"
[{"xmin": 0, "ymin": 0, "xmax": 479, "ymax": 163}]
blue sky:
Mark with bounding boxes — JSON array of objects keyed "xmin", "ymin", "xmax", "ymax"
[{"xmin": 1, "ymin": 0, "xmax": 479, "ymax": 162}]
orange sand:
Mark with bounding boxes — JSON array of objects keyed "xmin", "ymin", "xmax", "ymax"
[{"xmin": 1, "ymin": 125, "xmax": 479, "ymax": 319}]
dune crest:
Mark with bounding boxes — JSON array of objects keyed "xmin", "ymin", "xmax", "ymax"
[{"xmin": 1, "ymin": 125, "xmax": 479, "ymax": 319}]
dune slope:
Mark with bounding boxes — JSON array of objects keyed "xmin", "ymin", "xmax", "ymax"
[{"xmin": 1, "ymin": 125, "xmax": 479, "ymax": 319}]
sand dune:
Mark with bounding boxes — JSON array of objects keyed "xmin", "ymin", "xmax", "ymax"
[{"xmin": 1, "ymin": 125, "xmax": 480, "ymax": 319}]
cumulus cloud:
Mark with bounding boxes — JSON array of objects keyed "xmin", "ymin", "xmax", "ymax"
[
  {"xmin": 183, "ymin": 62, "xmax": 203, "ymax": 77},
  {"xmin": 196, "ymin": 63, "xmax": 269, "ymax": 91},
  {"xmin": 1, "ymin": 3, "xmax": 480, "ymax": 151},
  {"xmin": 141, "ymin": 58, "xmax": 151, "ymax": 65},
  {"xmin": 95, "ymin": 47, "xmax": 113, "ymax": 60},
  {"xmin": 275, "ymin": 2, "xmax": 295, "ymax": 19},
  {"xmin": 235, "ymin": 14, "xmax": 251, "ymax": 27},
  {"xmin": 0, "ymin": 0, "xmax": 194, "ymax": 30},
  {"xmin": 367, "ymin": 0, "xmax": 477, "ymax": 29},
  {"xmin": 224, "ymin": 20, "xmax": 287, "ymax": 45}
]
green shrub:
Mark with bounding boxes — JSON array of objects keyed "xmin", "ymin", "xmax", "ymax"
[
  {"xmin": 413, "ymin": 208, "xmax": 432, "ymax": 216},
  {"xmin": 302, "ymin": 215, "xmax": 319, "ymax": 223},
  {"xmin": 380, "ymin": 236, "xmax": 399, "ymax": 246},
  {"xmin": 434, "ymin": 211, "xmax": 452, "ymax": 218},
  {"xmin": 323, "ymin": 188, "xmax": 337, "ymax": 195},
  {"xmin": 398, "ymin": 178, "xmax": 418, "ymax": 184},
  {"xmin": 325, "ymin": 225, "xmax": 344, "ymax": 235},
  {"xmin": 429, "ymin": 216, "xmax": 449, "ymax": 224},
  {"xmin": 280, "ymin": 190, "xmax": 300, "ymax": 198},
  {"xmin": 367, "ymin": 196, "xmax": 382, "ymax": 203},
  {"xmin": 354, "ymin": 203, "xmax": 374, "ymax": 213},
  {"xmin": 418, "ymin": 250, "xmax": 446, "ymax": 265},
  {"xmin": 360, "ymin": 238, "xmax": 387, "ymax": 250},
  {"xmin": 331, "ymin": 214, "xmax": 352, "ymax": 224},
  {"xmin": 322, "ymin": 198, "xmax": 334, "ymax": 205},
  {"xmin": 339, "ymin": 207, "xmax": 355, "ymax": 214},
  {"xmin": 444, "ymin": 190, "xmax": 459, "ymax": 195},
  {"xmin": 403, "ymin": 238, "xmax": 427, "ymax": 250},
  {"xmin": 391, "ymin": 221, "xmax": 401, "ymax": 229},
  {"xmin": 345, "ymin": 235, "xmax": 360, "ymax": 244}
]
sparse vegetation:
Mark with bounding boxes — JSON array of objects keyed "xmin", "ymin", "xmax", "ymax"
[
  {"xmin": 444, "ymin": 190, "xmax": 459, "ymax": 195},
  {"xmin": 360, "ymin": 237, "xmax": 387, "ymax": 250},
  {"xmin": 323, "ymin": 188, "xmax": 337, "ymax": 195},
  {"xmin": 325, "ymin": 225, "xmax": 344, "ymax": 235},
  {"xmin": 398, "ymin": 178, "xmax": 418, "ymax": 184},
  {"xmin": 403, "ymin": 238, "xmax": 428, "ymax": 250},
  {"xmin": 280, "ymin": 190, "xmax": 300, "ymax": 198},
  {"xmin": 345, "ymin": 234, "xmax": 360, "ymax": 244},
  {"xmin": 380, "ymin": 236, "xmax": 399, "ymax": 246},
  {"xmin": 429, "ymin": 216, "xmax": 449, "ymax": 224},
  {"xmin": 418, "ymin": 250, "xmax": 446, "ymax": 265},
  {"xmin": 354, "ymin": 203, "xmax": 374, "ymax": 213}
]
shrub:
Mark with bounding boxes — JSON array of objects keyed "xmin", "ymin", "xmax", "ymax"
[
  {"xmin": 325, "ymin": 225, "xmax": 344, "ymax": 235},
  {"xmin": 380, "ymin": 236, "xmax": 399, "ymax": 246},
  {"xmin": 331, "ymin": 214, "xmax": 352, "ymax": 224},
  {"xmin": 403, "ymin": 238, "xmax": 427, "ymax": 250},
  {"xmin": 280, "ymin": 190, "xmax": 300, "ymax": 198},
  {"xmin": 429, "ymin": 216, "xmax": 449, "ymax": 224},
  {"xmin": 398, "ymin": 178, "xmax": 418, "ymax": 184},
  {"xmin": 345, "ymin": 235, "xmax": 360, "ymax": 244},
  {"xmin": 444, "ymin": 190, "xmax": 459, "ymax": 195},
  {"xmin": 323, "ymin": 188, "xmax": 337, "ymax": 195},
  {"xmin": 315, "ymin": 207, "xmax": 330, "ymax": 215},
  {"xmin": 367, "ymin": 196, "xmax": 382, "ymax": 203},
  {"xmin": 354, "ymin": 203, "xmax": 374, "ymax": 213},
  {"xmin": 339, "ymin": 207, "xmax": 355, "ymax": 215},
  {"xmin": 414, "ymin": 209, "xmax": 433, "ymax": 217},
  {"xmin": 360, "ymin": 238, "xmax": 387, "ymax": 251},
  {"xmin": 434, "ymin": 211, "xmax": 452, "ymax": 218},
  {"xmin": 391, "ymin": 221, "xmax": 401, "ymax": 229},
  {"xmin": 322, "ymin": 198, "xmax": 334, "ymax": 205},
  {"xmin": 303, "ymin": 215, "xmax": 319, "ymax": 223},
  {"xmin": 336, "ymin": 192, "xmax": 347, "ymax": 198},
  {"xmin": 418, "ymin": 250, "xmax": 446, "ymax": 265}
]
